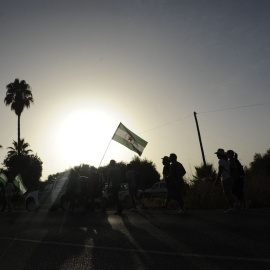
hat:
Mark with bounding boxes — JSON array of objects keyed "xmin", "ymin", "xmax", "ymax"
[
  {"xmin": 226, "ymin": 150, "xmax": 234, "ymax": 157},
  {"xmin": 161, "ymin": 156, "xmax": 169, "ymax": 161},
  {"xmin": 214, "ymin": 148, "xmax": 226, "ymax": 156}
]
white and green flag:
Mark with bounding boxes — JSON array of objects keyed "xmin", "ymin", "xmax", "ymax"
[
  {"xmin": 13, "ymin": 173, "xmax": 27, "ymax": 195},
  {"xmin": 112, "ymin": 123, "xmax": 148, "ymax": 156},
  {"xmin": 0, "ymin": 172, "xmax": 8, "ymax": 187}
]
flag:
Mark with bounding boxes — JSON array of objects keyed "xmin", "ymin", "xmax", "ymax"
[
  {"xmin": 112, "ymin": 123, "xmax": 148, "ymax": 156},
  {"xmin": 13, "ymin": 173, "xmax": 27, "ymax": 195},
  {"xmin": 0, "ymin": 172, "xmax": 8, "ymax": 187}
]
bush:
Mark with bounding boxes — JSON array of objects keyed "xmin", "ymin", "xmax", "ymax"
[
  {"xmin": 245, "ymin": 175, "xmax": 270, "ymax": 208},
  {"xmin": 185, "ymin": 179, "xmax": 226, "ymax": 209}
]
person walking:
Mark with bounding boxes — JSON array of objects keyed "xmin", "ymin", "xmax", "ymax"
[
  {"xmin": 66, "ymin": 169, "xmax": 81, "ymax": 213},
  {"xmin": 126, "ymin": 163, "xmax": 144, "ymax": 212},
  {"xmin": 87, "ymin": 169, "xmax": 106, "ymax": 212},
  {"xmin": 107, "ymin": 160, "xmax": 123, "ymax": 215},
  {"xmin": 161, "ymin": 156, "xmax": 171, "ymax": 210},
  {"xmin": 3, "ymin": 180, "xmax": 14, "ymax": 212},
  {"xmin": 227, "ymin": 150, "xmax": 249, "ymax": 210},
  {"xmin": 214, "ymin": 148, "xmax": 235, "ymax": 213},
  {"xmin": 162, "ymin": 156, "xmax": 170, "ymax": 181},
  {"xmin": 166, "ymin": 153, "xmax": 187, "ymax": 214}
]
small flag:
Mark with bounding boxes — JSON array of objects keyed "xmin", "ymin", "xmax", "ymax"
[
  {"xmin": 13, "ymin": 173, "xmax": 27, "ymax": 195},
  {"xmin": 0, "ymin": 172, "xmax": 8, "ymax": 187},
  {"xmin": 112, "ymin": 123, "xmax": 148, "ymax": 156}
]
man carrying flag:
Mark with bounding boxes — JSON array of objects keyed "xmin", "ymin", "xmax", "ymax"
[
  {"xmin": 13, "ymin": 173, "xmax": 27, "ymax": 195},
  {"xmin": 112, "ymin": 123, "xmax": 148, "ymax": 156}
]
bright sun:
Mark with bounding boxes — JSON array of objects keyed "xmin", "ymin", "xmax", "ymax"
[{"xmin": 53, "ymin": 105, "xmax": 116, "ymax": 168}]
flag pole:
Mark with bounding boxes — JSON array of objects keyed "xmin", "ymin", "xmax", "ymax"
[
  {"xmin": 98, "ymin": 123, "xmax": 121, "ymax": 168},
  {"xmin": 98, "ymin": 139, "xmax": 112, "ymax": 168}
]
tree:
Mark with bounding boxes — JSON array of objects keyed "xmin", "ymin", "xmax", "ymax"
[
  {"xmin": 129, "ymin": 156, "xmax": 160, "ymax": 189},
  {"xmin": 3, "ymin": 154, "xmax": 43, "ymax": 191},
  {"xmin": 7, "ymin": 139, "xmax": 33, "ymax": 157},
  {"xmin": 246, "ymin": 148, "xmax": 270, "ymax": 178},
  {"xmin": 4, "ymin": 78, "xmax": 34, "ymax": 156},
  {"xmin": 194, "ymin": 163, "xmax": 217, "ymax": 181}
]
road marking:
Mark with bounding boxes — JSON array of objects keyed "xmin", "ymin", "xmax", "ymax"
[{"xmin": 0, "ymin": 236, "xmax": 270, "ymax": 263}]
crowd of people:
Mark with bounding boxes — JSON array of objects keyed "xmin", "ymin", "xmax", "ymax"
[
  {"xmin": 160, "ymin": 150, "xmax": 249, "ymax": 214},
  {"xmin": 1, "ymin": 149, "xmax": 249, "ymax": 215},
  {"xmin": 214, "ymin": 148, "xmax": 249, "ymax": 213}
]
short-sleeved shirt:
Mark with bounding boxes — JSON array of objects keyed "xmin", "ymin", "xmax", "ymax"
[
  {"xmin": 108, "ymin": 166, "xmax": 121, "ymax": 187},
  {"xmin": 218, "ymin": 159, "xmax": 231, "ymax": 180}
]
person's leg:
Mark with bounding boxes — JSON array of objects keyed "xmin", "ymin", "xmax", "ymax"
[
  {"xmin": 130, "ymin": 194, "xmax": 136, "ymax": 209},
  {"xmin": 112, "ymin": 186, "xmax": 122, "ymax": 213},
  {"xmin": 223, "ymin": 178, "xmax": 235, "ymax": 212},
  {"xmin": 173, "ymin": 185, "xmax": 184, "ymax": 211},
  {"xmin": 134, "ymin": 194, "xmax": 144, "ymax": 209},
  {"xmin": 101, "ymin": 196, "xmax": 106, "ymax": 212},
  {"xmin": 163, "ymin": 188, "xmax": 172, "ymax": 209}
]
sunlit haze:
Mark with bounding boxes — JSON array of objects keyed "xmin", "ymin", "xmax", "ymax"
[{"xmin": 1, "ymin": 0, "xmax": 270, "ymax": 181}]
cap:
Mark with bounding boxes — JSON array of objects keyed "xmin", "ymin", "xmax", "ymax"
[{"xmin": 214, "ymin": 148, "xmax": 226, "ymax": 156}]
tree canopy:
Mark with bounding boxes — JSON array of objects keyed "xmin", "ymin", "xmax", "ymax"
[{"xmin": 4, "ymin": 78, "xmax": 34, "ymax": 156}]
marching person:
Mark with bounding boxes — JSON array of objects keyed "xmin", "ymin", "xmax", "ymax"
[
  {"xmin": 126, "ymin": 163, "xmax": 144, "ymax": 212},
  {"xmin": 214, "ymin": 148, "xmax": 236, "ymax": 213},
  {"xmin": 66, "ymin": 169, "xmax": 81, "ymax": 213},
  {"xmin": 161, "ymin": 156, "xmax": 171, "ymax": 210},
  {"xmin": 166, "ymin": 153, "xmax": 187, "ymax": 214},
  {"xmin": 3, "ymin": 180, "xmax": 14, "ymax": 212},
  {"xmin": 107, "ymin": 160, "xmax": 123, "ymax": 215},
  {"xmin": 227, "ymin": 150, "xmax": 250, "ymax": 210}
]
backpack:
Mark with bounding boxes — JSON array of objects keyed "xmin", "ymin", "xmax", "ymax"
[
  {"xmin": 230, "ymin": 159, "xmax": 245, "ymax": 179},
  {"xmin": 176, "ymin": 162, "xmax": 186, "ymax": 179}
]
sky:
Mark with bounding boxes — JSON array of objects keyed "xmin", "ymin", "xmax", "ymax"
[{"xmin": 0, "ymin": 0, "xmax": 270, "ymax": 181}]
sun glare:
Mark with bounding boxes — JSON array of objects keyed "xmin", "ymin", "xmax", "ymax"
[{"xmin": 53, "ymin": 106, "xmax": 115, "ymax": 168}]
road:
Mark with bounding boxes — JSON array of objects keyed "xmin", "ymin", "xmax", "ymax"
[{"xmin": 0, "ymin": 208, "xmax": 270, "ymax": 270}]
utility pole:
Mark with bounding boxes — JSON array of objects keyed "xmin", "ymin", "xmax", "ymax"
[{"xmin": 194, "ymin": 111, "xmax": 206, "ymax": 167}]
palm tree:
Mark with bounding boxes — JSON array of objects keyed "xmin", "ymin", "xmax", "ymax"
[
  {"xmin": 4, "ymin": 78, "xmax": 34, "ymax": 156},
  {"xmin": 7, "ymin": 139, "xmax": 33, "ymax": 157}
]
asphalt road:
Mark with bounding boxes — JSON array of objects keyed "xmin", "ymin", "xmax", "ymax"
[{"xmin": 0, "ymin": 208, "xmax": 270, "ymax": 270}]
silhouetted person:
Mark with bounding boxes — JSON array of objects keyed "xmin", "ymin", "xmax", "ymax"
[
  {"xmin": 80, "ymin": 175, "xmax": 89, "ymax": 212},
  {"xmin": 214, "ymin": 148, "xmax": 235, "ymax": 213},
  {"xmin": 162, "ymin": 156, "xmax": 170, "ymax": 181},
  {"xmin": 2, "ymin": 180, "xmax": 14, "ymax": 212},
  {"xmin": 227, "ymin": 150, "xmax": 249, "ymax": 210},
  {"xmin": 166, "ymin": 153, "xmax": 187, "ymax": 213},
  {"xmin": 87, "ymin": 169, "xmax": 106, "ymax": 212},
  {"xmin": 161, "ymin": 156, "xmax": 171, "ymax": 209},
  {"xmin": 107, "ymin": 160, "xmax": 123, "ymax": 215},
  {"xmin": 66, "ymin": 169, "xmax": 81, "ymax": 213},
  {"xmin": 126, "ymin": 163, "xmax": 144, "ymax": 212}
]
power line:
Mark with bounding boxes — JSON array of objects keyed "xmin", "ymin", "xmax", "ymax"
[
  {"xmin": 141, "ymin": 114, "xmax": 193, "ymax": 133},
  {"xmin": 197, "ymin": 102, "xmax": 269, "ymax": 114},
  {"xmin": 141, "ymin": 102, "xmax": 269, "ymax": 133}
]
